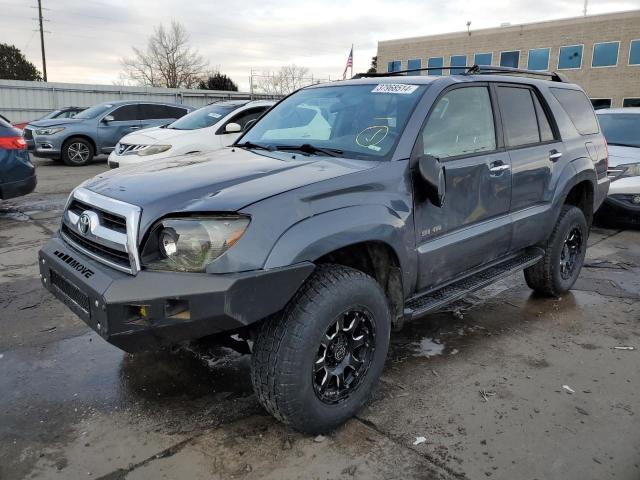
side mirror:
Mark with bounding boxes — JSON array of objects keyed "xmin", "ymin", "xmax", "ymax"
[
  {"xmin": 225, "ymin": 122, "xmax": 242, "ymax": 133},
  {"xmin": 418, "ymin": 154, "xmax": 446, "ymax": 207},
  {"xmin": 103, "ymin": 115, "xmax": 115, "ymax": 123}
]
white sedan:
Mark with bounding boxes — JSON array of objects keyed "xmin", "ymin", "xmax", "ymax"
[
  {"xmin": 108, "ymin": 100, "xmax": 274, "ymax": 168},
  {"xmin": 596, "ymin": 108, "xmax": 640, "ymax": 225}
]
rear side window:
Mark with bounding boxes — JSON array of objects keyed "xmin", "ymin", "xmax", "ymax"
[
  {"xmin": 550, "ymin": 88, "xmax": 599, "ymax": 135},
  {"xmin": 421, "ymin": 86, "xmax": 496, "ymax": 159},
  {"xmin": 110, "ymin": 105, "xmax": 139, "ymax": 121},
  {"xmin": 139, "ymin": 104, "xmax": 187, "ymax": 120},
  {"xmin": 497, "ymin": 86, "xmax": 539, "ymax": 147}
]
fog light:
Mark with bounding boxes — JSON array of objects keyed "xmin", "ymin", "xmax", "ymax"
[{"xmin": 125, "ymin": 304, "xmax": 151, "ymax": 326}]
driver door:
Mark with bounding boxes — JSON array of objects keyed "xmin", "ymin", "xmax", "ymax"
[
  {"xmin": 97, "ymin": 104, "xmax": 142, "ymax": 152},
  {"xmin": 413, "ymin": 84, "xmax": 512, "ymax": 291}
]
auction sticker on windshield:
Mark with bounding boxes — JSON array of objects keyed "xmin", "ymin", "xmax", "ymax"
[{"xmin": 372, "ymin": 84, "xmax": 419, "ymax": 94}]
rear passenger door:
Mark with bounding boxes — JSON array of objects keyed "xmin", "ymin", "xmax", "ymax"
[
  {"xmin": 495, "ymin": 84, "xmax": 563, "ymax": 251},
  {"xmin": 413, "ymin": 84, "xmax": 512, "ymax": 291},
  {"xmin": 139, "ymin": 104, "xmax": 188, "ymax": 130}
]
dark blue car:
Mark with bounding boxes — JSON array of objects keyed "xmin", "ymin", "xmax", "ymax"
[{"xmin": 0, "ymin": 117, "xmax": 36, "ymax": 200}]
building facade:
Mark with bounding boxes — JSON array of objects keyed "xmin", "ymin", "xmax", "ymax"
[{"xmin": 377, "ymin": 10, "xmax": 640, "ymax": 109}]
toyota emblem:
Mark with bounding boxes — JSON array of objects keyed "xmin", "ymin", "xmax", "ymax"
[{"xmin": 78, "ymin": 212, "xmax": 91, "ymax": 236}]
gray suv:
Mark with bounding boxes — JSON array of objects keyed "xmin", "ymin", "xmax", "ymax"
[{"xmin": 24, "ymin": 101, "xmax": 193, "ymax": 166}]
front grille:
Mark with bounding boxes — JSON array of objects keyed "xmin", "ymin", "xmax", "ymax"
[
  {"xmin": 68, "ymin": 199, "xmax": 127, "ymax": 233},
  {"xmin": 50, "ymin": 269, "xmax": 90, "ymax": 313},
  {"xmin": 62, "ymin": 223, "xmax": 131, "ymax": 269},
  {"xmin": 23, "ymin": 128, "xmax": 33, "ymax": 140}
]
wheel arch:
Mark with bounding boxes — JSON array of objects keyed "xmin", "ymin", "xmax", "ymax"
[{"xmin": 62, "ymin": 134, "xmax": 97, "ymax": 156}]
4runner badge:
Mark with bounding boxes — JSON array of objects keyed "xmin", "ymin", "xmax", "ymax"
[{"xmin": 78, "ymin": 212, "xmax": 91, "ymax": 236}]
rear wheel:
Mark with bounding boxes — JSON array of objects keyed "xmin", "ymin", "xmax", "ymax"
[
  {"xmin": 62, "ymin": 137, "xmax": 94, "ymax": 166},
  {"xmin": 251, "ymin": 264, "xmax": 391, "ymax": 434},
  {"xmin": 524, "ymin": 205, "xmax": 588, "ymax": 296}
]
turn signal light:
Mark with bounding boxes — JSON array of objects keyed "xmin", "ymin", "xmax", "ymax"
[{"xmin": 0, "ymin": 137, "xmax": 27, "ymax": 150}]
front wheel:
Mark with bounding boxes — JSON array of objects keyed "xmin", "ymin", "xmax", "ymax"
[
  {"xmin": 524, "ymin": 205, "xmax": 588, "ymax": 296},
  {"xmin": 62, "ymin": 137, "xmax": 94, "ymax": 166},
  {"xmin": 251, "ymin": 264, "xmax": 391, "ymax": 434}
]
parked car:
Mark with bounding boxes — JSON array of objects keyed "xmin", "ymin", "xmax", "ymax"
[
  {"xmin": 595, "ymin": 108, "xmax": 640, "ymax": 225},
  {"xmin": 108, "ymin": 100, "xmax": 274, "ymax": 168},
  {"xmin": 14, "ymin": 106, "xmax": 85, "ymax": 132},
  {"xmin": 0, "ymin": 116, "xmax": 36, "ymax": 200},
  {"xmin": 39, "ymin": 67, "xmax": 609, "ymax": 434},
  {"xmin": 24, "ymin": 101, "xmax": 193, "ymax": 166}
]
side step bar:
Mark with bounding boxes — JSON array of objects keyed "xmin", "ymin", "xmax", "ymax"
[{"xmin": 404, "ymin": 248, "xmax": 544, "ymax": 320}]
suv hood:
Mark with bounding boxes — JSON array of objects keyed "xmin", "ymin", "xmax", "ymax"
[
  {"xmin": 82, "ymin": 148, "xmax": 378, "ymax": 232},
  {"xmin": 28, "ymin": 118, "xmax": 83, "ymax": 128},
  {"xmin": 120, "ymin": 126, "xmax": 200, "ymax": 144},
  {"xmin": 608, "ymin": 145, "xmax": 640, "ymax": 167}
]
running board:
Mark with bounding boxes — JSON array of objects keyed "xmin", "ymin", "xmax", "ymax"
[{"xmin": 404, "ymin": 248, "xmax": 544, "ymax": 320}]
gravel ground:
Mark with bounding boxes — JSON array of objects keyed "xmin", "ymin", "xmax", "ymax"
[{"xmin": 0, "ymin": 157, "xmax": 638, "ymax": 480}]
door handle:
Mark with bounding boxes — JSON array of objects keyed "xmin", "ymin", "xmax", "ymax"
[
  {"xmin": 489, "ymin": 162, "xmax": 510, "ymax": 175},
  {"xmin": 549, "ymin": 150, "xmax": 562, "ymax": 162},
  {"xmin": 129, "ymin": 126, "xmax": 141, "ymax": 130}
]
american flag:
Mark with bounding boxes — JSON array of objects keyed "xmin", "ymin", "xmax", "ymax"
[{"xmin": 342, "ymin": 46, "xmax": 353, "ymax": 80}]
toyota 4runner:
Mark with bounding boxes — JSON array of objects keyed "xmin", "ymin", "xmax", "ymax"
[{"xmin": 39, "ymin": 66, "xmax": 610, "ymax": 434}]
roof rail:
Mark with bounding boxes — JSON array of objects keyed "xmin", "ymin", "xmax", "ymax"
[{"xmin": 352, "ymin": 64, "xmax": 570, "ymax": 83}]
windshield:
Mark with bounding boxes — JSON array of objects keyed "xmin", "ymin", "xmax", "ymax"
[
  {"xmin": 74, "ymin": 104, "xmax": 113, "ymax": 120},
  {"xmin": 168, "ymin": 104, "xmax": 238, "ymax": 130},
  {"xmin": 598, "ymin": 114, "xmax": 640, "ymax": 148},
  {"xmin": 40, "ymin": 110, "xmax": 62, "ymax": 120},
  {"xmin": 240, "ymin": 83, "xmax": 427, "ymax": 159}
]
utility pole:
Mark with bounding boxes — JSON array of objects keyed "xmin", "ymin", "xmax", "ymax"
[{"xmin": 37, "ymin": 0, "xmax": 47, "ymax": 81}]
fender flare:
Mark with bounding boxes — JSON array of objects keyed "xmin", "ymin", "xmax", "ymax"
[{"xmin": 551, "ymin": 157, "xmax": 597, "ymax": 223}]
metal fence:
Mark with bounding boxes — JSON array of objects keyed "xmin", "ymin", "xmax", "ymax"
[{"xmin": 0, "ymin": 79, "xmax": 278, "ymax": 122}]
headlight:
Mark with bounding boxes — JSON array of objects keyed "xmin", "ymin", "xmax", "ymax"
[
  {"xmin": 138, "ymin": 144, "xmax": 171, "ymax": 156},
  {"xmin": 35, "ymin": 127, "xmax": 65, "ymax": 135},
  {"xmin": 608, "ymin": 162, "xmax": 640, "ymax": 182},
  {"xmin": 141, "ymin": 216, "xmax": 250, "ymax": 272}
]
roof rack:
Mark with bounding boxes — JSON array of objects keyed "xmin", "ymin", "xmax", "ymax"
[{"xmin": 353, "ymin": 64, "xmax": 569, "ymax": 83}]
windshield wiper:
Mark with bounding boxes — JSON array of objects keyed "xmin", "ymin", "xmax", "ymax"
[
  {"xmin": 274, "ymin": 144, "xmax": 343, "ymax": 157},
  {"xmin": 235, "ymin": 141, "xmax": 274, "ymax": 151},
  {"xmin": 607, "ymin": 142, "xmax": 638, "ymax": 148}
]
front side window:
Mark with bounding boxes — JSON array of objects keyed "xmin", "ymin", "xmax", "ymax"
[
  {"xmin": 168, "ymin": 104, "xmax": 237, "ymax": 130},
  {"xmin": 528, "ymin": 48, "xmax": 550, "ymax": 71},
  {"xmin": 550, "ymin": 88, "xmax": 599, "ymax": 135},
  {"xmin": 597, "ymin": 114, "xmax": 640, "ymax": 147},
  {"xmin": 241, "ymin": 84, "xmax": 427, "ymax": 160},
  {"xmin": 500, "ymin": 51, "xmax": 520, "ymax": 68},
  {"xmin": 110, "ymin": 105, "xmax": 139, "ymax": 121},
  {"xmin": 428, "ymin": 57, "xmax": 444, "ymax": 76},
  {"xmin": 474, "ymin": 53, "xmax": 492, "ymax": 66},
  {"xmin": 450, "ymin": 55, "xmax": 467, "ymax": 74},
  {"xmin": 420, "ymin": 86, "xmax": 496, "ymax": 159},
  {"xmin": 221, "ymin": 107, "xmax": 268, "ymax": 133},
  {"xmin": 497, "ymin": 87, "xmax": 540, "ymax": 147},
  {"xmin": 558, "ymin": 45, "xmax": 583, "ymax": 69},
  {"xmin": 388, "ymin": 61, "xmax": 401, "ymax": 73},
  {"xmin": 630, "ymin": 40, "xmax": 640, "ymax": 65},
  {"xmin": 592, "ymin": 42, "xmax": 619, "ymax": 67}
]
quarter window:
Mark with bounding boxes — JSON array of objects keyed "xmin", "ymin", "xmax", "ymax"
[
  {"xmin": 550, "ymin": 88, "xmax": 599, "ymax": 135},
  {"xmin": 528, "ymin": 48, "xmax": 550, "ymax": 71},
  {"xmin": 387, "ymin": 61, "xmax": 401, "ymax": 73},
  {"xmin": 407, "ymin": 59, "xmax": 422, "ymax": 72},
  {"xmin": 628, "ymin": 40, "xmax": 640, "ymax": 65},
  {"xmin": 497, "ymin": 87, "xmax": 540, "ymax": 147},
  {"xmin": 558, "ymin": 45, "xmax": 583, "ymax": 69},
  {"xmin": 500, "ymin": 51, "xmax": 520, "ymax": 68},
  {"xmin": 474, "ymin": 52, "xmax": 493, "ymax": 66},
  {"xmin": 428, "ymin": 57, "xmax": 444, "ymax": 76},
  {"xmin": 450, "ymin": 55, "xmax": 467, "ymax": 74},
  {"xmin": 110, "ymin": 105, "xmax": 138, "ymax": 121},
  {"xmin": 592, "ymin": 42, "xmax": 619, "ymax": 67},
  {"xmin": 421, "ymin": 86, "xmax": 496, "ymax": 159}
]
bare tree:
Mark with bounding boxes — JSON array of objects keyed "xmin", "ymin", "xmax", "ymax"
[
  {"xmin": 254, "ymin": 64, "xmax": 310, "ymax": 95},
  {"xmin": 121, "ymin": 21, "xmax": 208, "ymax": 88}
]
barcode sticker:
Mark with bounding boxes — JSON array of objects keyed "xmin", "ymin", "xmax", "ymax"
[{"xmin": 372, "ymin": 84, "xmax": 419, "ymax": 94}]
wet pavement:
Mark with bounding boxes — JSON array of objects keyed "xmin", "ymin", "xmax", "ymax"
[{"xmin": 1, "ymin": 158, "xmax": 639, "ymax": 479}]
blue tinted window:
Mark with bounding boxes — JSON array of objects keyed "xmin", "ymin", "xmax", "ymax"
[
  {"xmin": 592, "ymin": 42, "xmax": 619, "ymax": 67},
  {"xmin": 428, "ymin": 57, "xmax": 444, "ymax": 76},
  {"xmin": 450, "ymin": 55, "xmax": 466, "ymax": 74},
  {"xmin": 558, "ymin": 45, "xmax": 583, "ymax": 69},
  {"xmin": 528, "ymin": 48, "xmax": 550, "ymax": 70},
  {"xmin": 387, "ymin": 61, "xmax": 401, "ymax": 73},
  {"xmin": 500, "ymin": 51, "xmax": 520, "ymax": 68},
  {"xmin": 630, "ymin": 40, "xmax": 640, "ymax": 65},
  {"xmin": 474, "ymin": 52, "xmax": 492, "ymax": 65},
  {"xmin": 407, "ymin": 59, "xmax": 422, "ymax": 72}
]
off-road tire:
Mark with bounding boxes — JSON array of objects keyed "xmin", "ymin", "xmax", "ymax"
[
  {"xmin": 250, "ymin": 264, "xmax": 391, "ymax": 434},
  {"xmin": 524, "ymin": 205, "xmax": 588, "ymax": 296},
  {"xmin": 62, "ymin": 137, "xmax": 94, "ymax": 166}
]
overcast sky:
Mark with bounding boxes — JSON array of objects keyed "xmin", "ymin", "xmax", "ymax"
[{"xmin": 1, "ymin": 0, "xmax": 639, "ymax": 91}]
